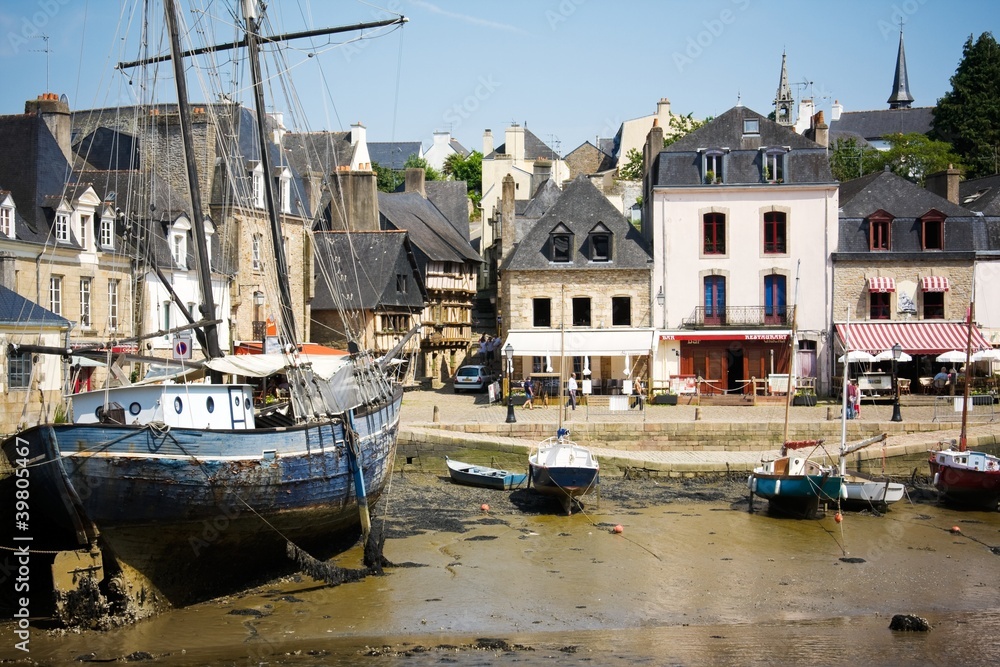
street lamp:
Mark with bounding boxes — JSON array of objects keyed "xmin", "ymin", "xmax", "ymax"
[
  {"xmin": 890, "ymin": 342, "xmax": 903, "ymax": 422},
  {"xmin": 504, "ymin": 343, "xmax": 516, "ymax": 424}
]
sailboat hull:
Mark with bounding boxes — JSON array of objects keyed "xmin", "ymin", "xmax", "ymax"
[
  {"xmin": 929, "ymin": 449, "xmax": 1000, "ymax": 509},
  {"xmin": 748, "ymin": 455, "xmax": 843, "ymax": 518},
  {"xmin": 528, "ymin": 437, "xmax": 600, "ymax": 510},
  {"xmin": 1, "ymin": 385, "xmax": 403, "ymax": 612}
]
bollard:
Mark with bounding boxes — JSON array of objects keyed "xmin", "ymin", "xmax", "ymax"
[
  {"xmin": 433, "ymin": 405, "xmax": 440, "ymax": 423},
  {"xmin": 827, "ymin": 406, "xmax": 833, "ymax": 421},
  {"xmin": 694, "ymin": 407, "xmax": 702, "ymax": 421}
]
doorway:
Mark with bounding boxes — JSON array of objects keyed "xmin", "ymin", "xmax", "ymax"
[{"xmin": 726, "ymin": 347, "xmax": 744, "ymax": 394}]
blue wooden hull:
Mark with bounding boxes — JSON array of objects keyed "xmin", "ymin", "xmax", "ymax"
[
  {"xmin": 529, "ymin": 464, "xmax": 600, "ymax": 498},
  {"xmin": 1, "ymin": 386, "xmax": 402, "ymax": 608},
  {"xmin": 447, "ymin": 458, "xmax": 527, "ymax": 490},
  {"xmin": 749, "ymin": 472, "xmax": 843, "ymax": 517}
]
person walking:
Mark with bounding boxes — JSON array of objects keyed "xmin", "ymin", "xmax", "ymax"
[
  {"xmin": 567, "ymin": 373, "xmax": 578, "ymax": 410},
  {"xmin": 846, "ymin": 380, "xmax": 858, "ymax": 419},
  {"xmin": 522, "ymin": 377, "xmax": 534, "ymax": 410}
]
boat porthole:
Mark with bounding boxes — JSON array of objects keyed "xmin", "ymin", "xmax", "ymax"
[
  {"xmin": 174, "ymin": 397, "xmax": 183, "ymax": 414},
  {"xmin": 234, "ymin": 396, "xmax": 241, "ymax": 408},
  {"xmin": 206, "ymin": 396, "xmax": 215, "ymax": 413},
  {"xmin": 129, "ymin": 402, "xmax": 142, "ymax": 416},
  {"xmin": 95, "ymin": 406, "xmax": 104, "ymax": 420}
]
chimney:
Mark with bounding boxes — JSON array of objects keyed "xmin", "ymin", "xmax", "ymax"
[
  {"xmin": 433, "ymin": 130, "xmax": 450, "ymax": 149},
  {"xmin": 269, "ymin": 111, "xmax": 286, "ymax": 145},
  {"xmin": 483, "ymin": 129, "xmax": 493, "ymax": 156},
  {"xmin": 500, "ymin": 174, "xmax": 515, "ymax": 260},
  {"xmin": 642, "ymin": 118, "xmax": 664, "ymax": 178},
  {"xmin": 831, "ymin": 99, "xmax": 843, "ymax": 122},
  {"xmin": 327, "ymin": 171, "xmax": 378, "ymax": 231},
  {"xmin": 404, "ymin": 167, "xmax": 426, "ymax": 198},
  {"xmin": 350, "ymin": 122, "xmax": 371, "ymax": 171},
  {"xmin": 505, "ymin": 123, "xmax": 525, "ymax": 160},
  {"xmin": 925, "ymin": 165, "xmax": 961, "ymax": 205},
  {"xmin": 530, "ymin": 159, "xmax": 552, "ymax": 196},
  {"xmin": 810, "ymin": 110, "xmax": 829, "ymax": 148},
  {"xmin": 0, "ymin": 251, "xmax": 15, "ymax": 290},
  {"xmin": 25, "ymin": 93, "xmax": 71, "ymax": 163},
  {"xmin": 656, "ymin": 97, "xmax": 671, "ymax": 127}
]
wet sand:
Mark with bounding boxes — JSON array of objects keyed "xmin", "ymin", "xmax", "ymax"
[{"xmin": 4, "ymin": 472, "xmax": 1000, "ymax": 666}]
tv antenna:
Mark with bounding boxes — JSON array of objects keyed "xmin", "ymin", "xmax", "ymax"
[
  {"xmin": 794, "ymin": 77, "xmax": 814, "ymax": 100},
  {"xmin": 31, "ymin": 34, "xmax": 51, "ymax": 91}
]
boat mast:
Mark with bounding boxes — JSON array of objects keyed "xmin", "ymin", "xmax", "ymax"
[
  {"xmin": 839, "ymin": 308, "xmax": 852, "ymax": 476},
  {"xmin": 240, "ymin": 0, "xmax": 298, "ymax": 345},
  {"xmin": 559, "ymin": 284, "xmax": 566, "ymax": 432},
  {"xmin": 960, "ymin": 300, "xmax": 975, "ymax": 451},
  {"xmin": 782, "ymin": 260, "xmax": 801, "ymax": 445},
  {"xmin": 162, "ymin": 0, "xmax": 224, "ymax": 360}
]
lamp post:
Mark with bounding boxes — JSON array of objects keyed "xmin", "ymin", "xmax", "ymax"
[
  {"xmin": 504, "ymin": 343, "xmax": 516, "ymax": 424},
  {"xmin": 890, "ymin": 342, "xmax": 903, "ymax": 422}
]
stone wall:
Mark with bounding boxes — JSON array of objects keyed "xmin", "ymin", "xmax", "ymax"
[{"xmin": 833, "ymin": 260, "xmax": 973, "ymax": 321}]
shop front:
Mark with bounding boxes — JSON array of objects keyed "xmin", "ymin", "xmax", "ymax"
[{"xmin": 656, "ymin": 330, "xmax": 794, "ymax": 396}]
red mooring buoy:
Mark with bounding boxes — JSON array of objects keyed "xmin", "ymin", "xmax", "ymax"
[
  {"xmin": 950, "ymin": 525, "xmax": 961, "ymax": 534},
  {"xmin": 612, "ymin": 524, "xmax": 624, "ymax": 534},
  {"xmin": 480, "ymin": 503, "xmax": 490, "ymax": 512},
  {"xmin": 834, "ymin": 512, "xmax": 843, "ymax": 524}
]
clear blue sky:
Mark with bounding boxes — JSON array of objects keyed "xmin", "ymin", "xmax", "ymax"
[{"xmin": 1, "ymin": 0, "xmax": 997, "ymax": 155}]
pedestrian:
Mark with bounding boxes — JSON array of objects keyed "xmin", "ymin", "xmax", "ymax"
[
  {"xmin": 522, "ymin": 376, "xmax": 534, "ymax": 410},
  {"xmin": 846, "ymin": 380, "xmax": 858, "ymax": 419},
  {"xmin": 631, "ymin": 378, "xmax": 644, "ymax": 410},
  {"xmin": 567, "ymin": 373, "xmax": 578, "ymax": 410}
]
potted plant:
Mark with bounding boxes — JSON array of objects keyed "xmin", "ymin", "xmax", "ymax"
[
  {"xmin": 652, "ymin": 389, "xmax": 678, "ymax": 405},
  {"xmin": 704, "ymin": 170, "xmax": 716, "ymax": 185},
  {"xmin": 792, "ymin": 388, "xmax": 817, "ymax": 406}
]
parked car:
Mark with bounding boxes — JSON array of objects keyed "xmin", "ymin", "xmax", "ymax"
[{"xmin": 453, "ymin": 365, "xmax": 494, "ymax": 393}]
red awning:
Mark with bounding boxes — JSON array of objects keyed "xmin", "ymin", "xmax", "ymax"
[
  {"xmin": 835, "ymin": 321, "xmax": 991, "ymax": 355},
  {"xmin": 868, "ymin": 276, "xmax": 895, "ymax": 293},
  {"xmin": 921, "ymin": 276, "xmax": 950, "ymax": 292}
]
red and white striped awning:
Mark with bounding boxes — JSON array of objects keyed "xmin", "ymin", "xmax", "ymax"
[
  {"xmin": 868, "ymin": 276, "xmax": 895, "ymax": 293},
  {"xmin": 835, "ymin": 321, "xmax": 991, "ymax": 355},
  {"xmin": 922, "ymin": 276, "xmax": 950, "ymax": 292}
]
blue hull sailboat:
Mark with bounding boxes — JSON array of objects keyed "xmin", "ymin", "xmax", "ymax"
[{"xmin": 528, "ymin": 428, "xmax": 600, "ymax": 514}]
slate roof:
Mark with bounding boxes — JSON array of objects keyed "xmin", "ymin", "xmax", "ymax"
[
  {"xmin": 836, "ymin": 170, "xmax": 989, "ymax": 254},
  {"xmin": 487, "ymin": 126, "xmax": 561, "ymax": 160},
  {"xmin": 368, "ymin": 142, "xmax": 422, "ymax": 170},
  {"xmin": 654, "ymin": 106, "xmax": 834, "ymax": 186},
  {"xmin": 506, "ymin": 175, "xmax": 652, "ymax": 271},
  {"xmin": 424, "ymin": 181, "xmax": 470, "ymax": 241},
  {"xmin": 282, "ymin": 131, "xmax": 354, "ymax": 175},
  {"xmin": 449, "ymin": 138, "xmax": 469, "ymax": 157},
  {"xmin": 311, "ymin": 230, "xmax": 427, "ymax": 310},
  {"xmin": 0, "ymin": 284, "xmax": 70, "ymax": 327},
  {"xmin": 521, "ymin": 179, "xmax": 561, "ymax": 219},
  {"xmin": 828, "ymin": 107, "xmax": 934, "ymax": 142},
  {"xmin": 959, "ymin": 174, "xmax": 1000, "ymax": 216},
  {"xmin": 73, "ymin": 126, "xmax": 140, "ymax": 171},
  {"xmin": 378, "ymin": 191, "xmax": 482, "ymax": 267}
]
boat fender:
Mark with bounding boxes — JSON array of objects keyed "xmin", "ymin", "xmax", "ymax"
[
  {"xmin": 933, "ymin": 472, "xmax": 939, "ymax": 486},
  {"xmin": 774, "ymin": 479, "xmax": 780, "ymax": 495},
  {"xmin": 840, "ymin": 485, "xmax": 848, "ymax": 499}
]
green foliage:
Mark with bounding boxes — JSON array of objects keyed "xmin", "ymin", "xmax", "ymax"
[
  {"xmin": 663, "ymin": 113, "xmax": 710, "ymax": 147},
  {"xmin": 372, "ymin": 160, "xmax": 403, "ymax": 193},
  {"xmin": 443, "ymin": 151, "xmax": 483, "ymax": 221},
  {"xmin": 882, "ymin": 133, "xmax": 964, "ymax": 186},
  {"xmin": 618, "ymin": 148, "xmax": 644, "ymax": 180},
  {"xmin": 932, "ymin": 32, "xmax": 1000, "ymax": 178},
  {"xmin": 403, "ymin": 154, "xmax": 441, "ymax": 181},
  {"xmin": 829, "ymin": 137, "xmax": 886, "ymax": 182},
  {"xmin": 54, "ymin": 402, "xmax": 69, "ymax": 424}
]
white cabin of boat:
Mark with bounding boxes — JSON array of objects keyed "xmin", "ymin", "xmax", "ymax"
[
  {"xmin": 759, "ymin": 456, "xmax": 827, "ymax": 477},
  {"xmin": 933, "ymin": 449, "xmax": 1000, "ymax": 472},
  {"xmin": 71, "ymin": 384, "xmax": 257, "ymax": 429}
]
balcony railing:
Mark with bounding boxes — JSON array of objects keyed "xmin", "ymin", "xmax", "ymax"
[
  {"xmin": 681, "ymin": 306, "xmax": 795, "ymax": 328},
  {"xmin": 252, "ymin": 320, "xmax": 267, "ymax": 340}
]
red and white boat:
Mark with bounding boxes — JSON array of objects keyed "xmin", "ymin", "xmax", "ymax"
[{"xmin": 928, "ymin": 446, "xmax": 1000, "ymax": 510}]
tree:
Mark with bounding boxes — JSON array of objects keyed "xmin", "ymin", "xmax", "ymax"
[
  {"xmin": 829, "ymin": 137, "xmax": 886, "ymax": 182},
  {"xmin": 403, "ymin": 154, "xmax": 441, "ymax": 182},
  {"xmin": 932, "ymin": 32, "xmax": 1000, "ymax": 178},
  {"xmin": 617, "ymin": 148, "xmax": 644, "ymax": 180},
  {"xmin": 443, "ymin": 151, "xmax": 483, "ymax": 219},
  {"xmin": 663, "ymin": 112, "xmax": 710, "ymax": 147},
  {"xmin": 372, "ymin": 161, "xmax": 403, "ymax": 193},
  {"xmin": 882, "ymin": 133, "xmax": 964, "ymax": 186}
]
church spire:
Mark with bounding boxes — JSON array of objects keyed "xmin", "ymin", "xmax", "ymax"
[
  {"xmin": 774, "ymin": 50, "xmax": 794, "ymax": 126},
  {"xmin": 887, "ymin": 26, "xmax": 914, "ymax": 109}
]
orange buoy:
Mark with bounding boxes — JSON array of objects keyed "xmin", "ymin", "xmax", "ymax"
[
  {"xmin": 480, "ymin": 503, "xmax": 489, "ymax": 512},
  {"xmin": 834, "ymin": 512, "xmax": 843, "ymax": 524},
  {"xmin": 950, "ymin": 525, "xmax": 961, "ymax": 534},
  {"xmin": 612, "ymin": 524, "xmax": 623, "ymax": 534}
]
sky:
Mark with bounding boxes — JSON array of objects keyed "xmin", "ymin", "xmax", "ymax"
[{"xmin": 0, "ymin": 0, "xmax": 998, "ymax": 157}]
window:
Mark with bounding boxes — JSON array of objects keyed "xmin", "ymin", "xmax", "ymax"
[
  {"xmin": 79, "ymin": 214, "xmax": 92, "ymax": 250},
  {"xmin": 921, "ymin": 211, "xmax": 945, "ymax": 250},
  {"xmin": 551, "ymin": 233, "xmax": 572, "ymax": 262},
  {"xmin": 252, "ymin": 234, "xmax": 263, "ymax": 271},
  {"xmin": 49, "ymin": 276, "xmax": 62, "ymax": 315},
  {"xmin": 278, "ymin": 170, "xmax": 291, "ymax": 214},
  {"xmin": 704, "ymin": 276, "xmax": 726, "ymax": 325},
  {"xmin": 80, "ymin": 278, "xmax": 92, "ymax": 328},
  {"xmin": 55, "ymin": 212, "xmax": 70, "ymax": 242},
  {"xmin": 764, "ymin": 274, "xmax": 786, "ymax": 324},
  {"xmin": 743, "ymin": 118, "xmax": 759, "ymax": 135},
  {"xmin": 571, "ymin": 297, "xmax": 591, "ymax": 327},
  {"xmin": 572, "ymin": 356, "xmax": 591, "ymax": 376},
  {"xmin": 533, "ymin": 298, "xmax": 551, "ymax": 327},
  {"xmin": 764, "ymin": 149, "xmax": 786, "ymax": 182},
  {"xmin": 924, "ymin": 292, "xmax": 945, "ymax": 319},
  {"xmin": 532, "ymin": 356, "xmax": 544, "ymax": 373},
  {"xmin": 612, "ymin": 296, "xmax": 631, "ymax": 326},
  {"xmin": 870, "ymin": 292, "xmax": 890, "ymax": 320},
  {"xmin": 869, "ymin": 211, "xmax": 892, "ymax": 251},
  {"xmin": 396, "ymin": 273, "xmax": 407, "ymax": 294},
  {"xmin": 252, "ymin": 165, "xmax": 265, "ymax": 209},
  {"xmin": 0, "ymin": 203, "xmax": 12, "ymax": 238},
  {"xmin": 162, "ymin": 301, "xmax": 171, "ymax": 333},
  {"xmin": 590, "ymin": 230, "xmax": 611, "ymax": 262},
  {"xmin": 100, "ymin": 215, "xmax": 114, "ymax": 249},
  {"xmin": 763, "ymin": 211, "xmax": 786, "ymax": 254},
  {"xmin": 108, "ymin": 279, "xmax": 120, "ymax": 330},
  {"xmin": 171, "ymin": 233, "xmax": 186, "ymax": 267},
  {"xmin": 703, "ymin": 150, "xmax": 725, "ymax": 183},
  {"xmin": 703, "ymin": 213, "xmax": 726, "ymax": 255},
  {"xmin": 7, "ymin": 350, "xmax": 31, "ymax": 389}
]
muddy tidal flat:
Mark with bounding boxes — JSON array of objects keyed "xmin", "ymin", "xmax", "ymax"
[{"xmin": 3, "ymin": 473, "xmax": 1000, "ymax": 666}]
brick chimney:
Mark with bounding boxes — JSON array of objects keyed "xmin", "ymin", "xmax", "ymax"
[
  {"xmin": 404, "ymin": 167, "xmax": 426, "ymax": 198},
  {"xmin": 25, "ymin": 93, "xmax": 71, "ymax": 163},
  {"xmin": 925, "ymin": 165, "xmax": 961, "ymax": 205},
  {"xmin": 809, "ymin": 110, "xmax": 829, "ymax": 148},
  {"xmin": 500, "ymin": 174, "xmax": 515, "ymax": 260},
  {"xmin": 483, "ymin": 129, "xmax": 493, "ymax": 156},
  {"xmin": 530, "ymin": 159, "xmax": 552, "ymax": 196},
  {"xmin": 327, "ymin": 170, "xmax": 378, "ymax": 231},
  {"xmin": 0, "ymin": 251, "xmax": 14, "ymax": 290},
  {"xmin": 642, "ymin": 118, "xmax": 664, "ymax": 177}
]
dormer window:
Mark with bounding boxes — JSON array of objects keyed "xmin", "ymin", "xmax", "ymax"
[
  {"xmin": 702, "ymin": 149, "xmax": 726, "ymax": 184},
  {"xmin": 743, "ymin": 118, "xmax": 760, "ymax": 135},
  {"xmin": 250, "ymin": 162, "xmax": 265, "ymax": 209},
  {"xmin": 276, "ymin": 167, "xmax": 291, "ymax": 214},
  {"xmin": 0, "ymin": 195, "xmax": 14, "ymax": 239},
  {"xmin": 868, "ymin": 209, "xmax": 893, "ymax": 251},
  {"xmin": 921, "ymin": 209, "xmax": 945, "ymax": 250},
  {"xmin": 79, "ymin": 214, "xmax": 92, "ymax": 251},
  {"xmin": 55, "ymin": 211, "xmax": 70, "ymax": 243},
  {"xmin": 549, "ymin": 223, "xmax": 574, "ymax": 263},
  {"xmin": 588, "ymin": 223, "xmax": 612, "ymax": 262},
  {"xmin": 762, "ymin": 147, "xmax": 788, "ymax": 183},
  {"xmin": 100, "ymin": 213, "xmax": 114, "ymax": 249},
  {"xmin": 170, "ymin": 216, "xmax": 191, "ymax": 269}
]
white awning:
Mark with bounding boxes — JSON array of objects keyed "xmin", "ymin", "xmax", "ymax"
[
  {"xmin": 70, "ymin": 356, "xmax": 106, "ymax": 368},
  {"xmin": 502, "ymin": 329, "xmax": 654, "ymax": 356},
  {"xmin": 204, "ymin": 353, "xmax": 350, "ymax": 380}
]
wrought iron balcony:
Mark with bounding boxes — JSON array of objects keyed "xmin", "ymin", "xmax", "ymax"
[
  {"xmin": 252, "ymin": 320, "xmax": 267, "ymax": 340},
  {"xmin": 681, "ymin": 306, "xmax": 794, "ymax": 328}
]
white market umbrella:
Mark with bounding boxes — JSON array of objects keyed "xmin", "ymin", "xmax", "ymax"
[
  {"xmin": 936, "ymin": 350, "xmax": 971, "ymax": 364},
  {"xmin": 971, "ymin": 349, "xmax": 1000, "ymax": 362},
  {"xmin": 874, "ymin": 349, "xmax": 912, "ymax": 363},
  {"xmin": 838, "ymin": 350, "xmax": 876, "ymax": 364}
]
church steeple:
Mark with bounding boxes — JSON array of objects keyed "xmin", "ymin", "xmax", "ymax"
[
  {"xmin": 774, "ymin": 51, "xmax": 794, "ymax": 126},
  {"xmin": 887, "ymin": 27, "xmax": 914, "ymax": 109}
]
